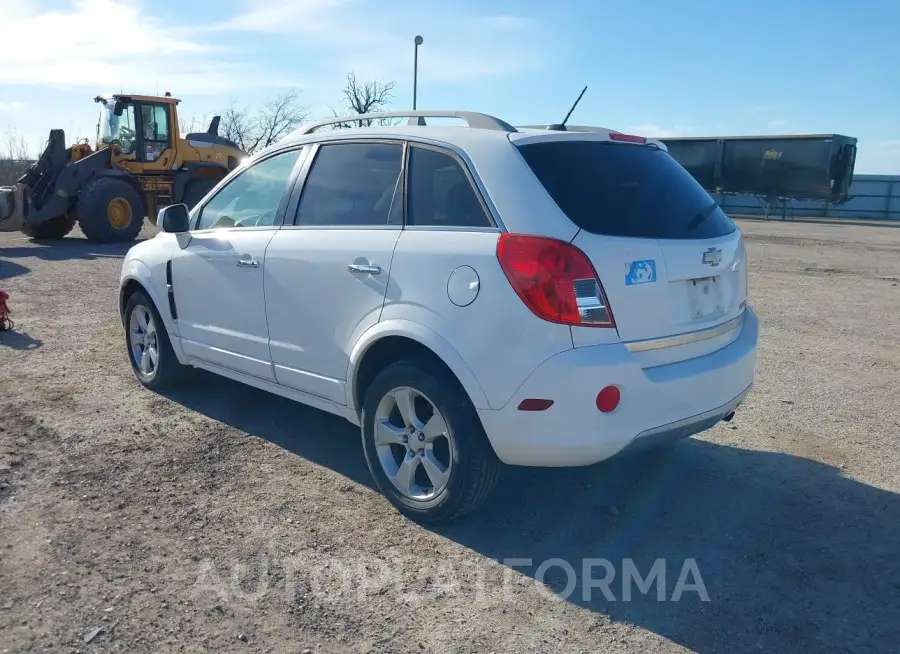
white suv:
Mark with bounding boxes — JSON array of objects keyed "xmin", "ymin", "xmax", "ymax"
[{"xmin": 119, "ymin": 110, "xmax": 758, "ymax": 522}]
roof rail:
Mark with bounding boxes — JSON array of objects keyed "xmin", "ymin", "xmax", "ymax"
[{"xmin": 299, "ymin": 110, "xmax": 519, "ymax": 135}]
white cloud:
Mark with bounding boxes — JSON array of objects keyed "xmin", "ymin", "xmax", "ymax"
[
  {"xmin": 206, "ymin": 0, "xmax": 547, "ymax": 83},
  {"xmin": 204, "ymin": 0, "xmax": 352, "ymax": 34},
  {"xmin": 0, "ymin": 0, "xmax": 546, "ymax": 95},
  {"xmin": 0, "ymin": 0, "xmax": 291, "ymax": 93},
  {"xmin": 0, "ymin": 0, "xmax": 550, "ymax": 153}
]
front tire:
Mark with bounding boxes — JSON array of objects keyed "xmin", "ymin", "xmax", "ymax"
[
  {"xmin": 21, "ymin": 214, "xmax": 77, "ymax": 239},
  {"xmin": 77, "ymin": 177, "xmax": 144, "ymax": 243},
  {"xmin": 124, "ymin": 291, "xmax": 183, "ymax": 390},
  {"xmin": 360, "ymin": 361, "xmax": 501, "ymax": 523},
  {"xmin": 181, "ymin": 178, "xmax": 219, "ymax": 210}
]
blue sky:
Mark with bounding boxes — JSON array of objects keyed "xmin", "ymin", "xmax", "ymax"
[{"xmin": 1, "ymin": 0, "xmax": 898, "ymax": 173}]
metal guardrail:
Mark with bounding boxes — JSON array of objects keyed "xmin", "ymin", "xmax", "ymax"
[{"xmin": 717, "ymin": 174, "xmax": 900, "ymax": 221}]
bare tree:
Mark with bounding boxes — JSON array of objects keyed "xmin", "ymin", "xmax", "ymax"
[
  {"xmin": 2, "ymin": 127, "xmax": 30, "ymax": 161},
  {"xmin": 179, "ymin": 113, "xmax": 213, "ymax": 137},
  {"xmin": 220, "ymin": 89, "xmax": 310, "ymax": 154},
  {"xmin": 0, "ymin": 127, "xmax": 31, "ymax": 186},
  {"xmin": 329, "ymin": 72, "xmax": 397, "ymax": 128}
]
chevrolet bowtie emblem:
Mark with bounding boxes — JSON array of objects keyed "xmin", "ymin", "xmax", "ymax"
[{"xmin": 702, "ymin": 247, "xmax": 722, "ymax": 266}]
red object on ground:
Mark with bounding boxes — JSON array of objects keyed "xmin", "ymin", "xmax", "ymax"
[{"xmin": 0, "ymin": 290, "xmax": 12, "ymax": 331}]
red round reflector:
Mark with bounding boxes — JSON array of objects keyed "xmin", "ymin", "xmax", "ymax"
[{"xmin": 596, "ymin": 386, "xmax": 620, "ymax": 413}]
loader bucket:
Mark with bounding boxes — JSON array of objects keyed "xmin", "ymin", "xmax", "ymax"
[{"xmin": 0, "ymin": 185, "xmax": 26, "ymax": 232}]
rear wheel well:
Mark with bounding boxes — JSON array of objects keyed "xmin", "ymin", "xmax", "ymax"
[
  {"xmin": 194, "ymin": 165, "xmax": 227, "ymax": 182},
  {"xmin": 354, "ymin": 337, "xmax": 467, "ymax": 416}
]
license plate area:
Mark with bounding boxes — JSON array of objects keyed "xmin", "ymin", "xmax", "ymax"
[{"xmin": 686, "ymin": 276, "xmax": 724, "ymax": 320}]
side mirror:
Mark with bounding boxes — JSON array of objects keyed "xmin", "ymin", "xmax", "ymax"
[{"xmin": 158, "ymin": 204, "xmax": 190, "ymax": 233}]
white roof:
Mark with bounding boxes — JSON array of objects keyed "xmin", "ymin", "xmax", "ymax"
[{"xmin": 275, "ymin": 110, "xmax": 667, "ymax": 152}]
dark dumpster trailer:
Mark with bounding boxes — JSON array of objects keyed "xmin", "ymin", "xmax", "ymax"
[{"xmin": 659, "ymin": 134, "xmax": 858, "ymax": 204}]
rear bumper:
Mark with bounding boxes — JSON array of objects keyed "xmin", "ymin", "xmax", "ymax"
[
  {"xmin": 477, "ymin": 307, "xmax": 759, "ymax": 467},
  {"xmin": 612, "ymin": 385, "xmax": 749, "ymax": 459}
]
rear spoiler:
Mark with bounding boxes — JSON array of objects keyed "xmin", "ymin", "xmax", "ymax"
[{"xmin": 515, "ymin": 125, "xmax": 668, "ymax": 151}]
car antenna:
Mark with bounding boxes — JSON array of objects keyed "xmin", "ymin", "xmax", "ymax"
[{"xmin": 546, "ymin": 86, "xmax": 587, "ymax": 131}]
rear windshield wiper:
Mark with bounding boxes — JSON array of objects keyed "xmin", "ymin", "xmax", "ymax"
[{"xmin": 685, "ymin": 201, "xmax": 718, "ymax": 230}]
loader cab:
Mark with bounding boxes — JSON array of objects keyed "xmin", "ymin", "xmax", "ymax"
[{"xmin": 95, "ymin": 94, "xmax": 177, "ymax": 167}]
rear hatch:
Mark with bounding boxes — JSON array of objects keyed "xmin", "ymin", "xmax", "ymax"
[{"xmin": 515, "ymin": 136, "xmax": 747, "ymax": 352}]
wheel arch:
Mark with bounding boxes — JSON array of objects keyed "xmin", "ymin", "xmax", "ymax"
[
  {"xmin": 172, "ymin": 163, "xmax": 229, "ymax": 204},
  {"xmin": 348, "ymin": 320, "xmax": 491, "ymax": 416},
  {"xmin": 119, "ymin": 277, "xmax": 145, "ymax": 325},
  {"xmin": 119, "ymin": 255, "xmax": 180, "ymax": 335}
]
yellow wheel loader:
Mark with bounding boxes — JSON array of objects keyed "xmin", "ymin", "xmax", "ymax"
[{"xmin": 0, "ymin": 93, "xmax": 245, "ymax": 242}]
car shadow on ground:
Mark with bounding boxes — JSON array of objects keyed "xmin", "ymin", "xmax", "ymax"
[
  {"xmin": 166, "ymin": 372, "xmax": 900, "ymax": 653},
  {"xmin": 0, "ymin": 259, "xmax": 30, "ymax": 280},
  {"xmin": 164, "ymin": 371, "xmax": 376, "ymax": 489},
  {"xmin": 0, "ymin": 238, "xmax": 137, "ymax": 262},
  {"xmin": 437, "ymin": 441, "xmax": 900, "ymax": 652}
]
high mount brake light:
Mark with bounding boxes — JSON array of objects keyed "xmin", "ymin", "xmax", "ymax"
[
  {"xmin": 609, "ymin": 132, "xmax": 647, "ymax": 144},
  {"xmin": 496, "ymin": 234, "xmax": 615, "ymax": 328}
]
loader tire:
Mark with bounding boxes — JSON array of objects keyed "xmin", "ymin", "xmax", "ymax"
[
  {"xmin": 181, "ymin": 178, "xmax": 219, "ymax": 210},
  {"xmin": 21, "ymin": 214, "xmax": 77, "ymax": 240},
  {"xmin": 76, "ymin": 177, "xmax": 144, "ymax": 243}
]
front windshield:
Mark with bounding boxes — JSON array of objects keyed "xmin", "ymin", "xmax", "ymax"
[
  {"xmin": 98, "ymin": 103, "xmax": 118, "ymax": 143},
  {"xmin": 97, "ymin": 101, "xmax": 136, "ymax": 153}
]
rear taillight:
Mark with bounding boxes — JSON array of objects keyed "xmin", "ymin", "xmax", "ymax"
[
  {"xmin": 733, "ymin": 236, "xmax": 748, "ymax": 301},
  {"xmin": 496, "ymin": 233, "xmax": 615, "ymax": 328},
  {"xmin": 609, "ymin": 132, "xmax": 647, "ymax": 144}
]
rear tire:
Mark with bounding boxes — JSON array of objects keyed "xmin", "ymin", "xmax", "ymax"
[
  {"xmin": 181, "ymin": 178, "xmax": 219, "ymax": 210},
  {"xmin": 21, "ymin": 214, "xmax": 76, "ymax": 239},
  {"xmin": 124, "ymin": 291, "xmax": 184, "ymax": 390},
  {"xmin": 77, "ymin": 177, "xmax": 144, "ymax": 243},
  {"xmin": 360, "ymin": 360, "xmax": 501, "ymax": 523}
]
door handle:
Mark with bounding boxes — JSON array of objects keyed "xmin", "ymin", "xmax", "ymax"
[
  {"xmin": 347, "ymin": 263, "xmax": 381, "ymax": 275},
  {"xmin": 237, "ymin": 259, "xmax": 260, "ymax": 268}
]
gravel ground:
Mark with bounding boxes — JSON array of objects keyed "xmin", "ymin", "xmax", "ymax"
[{"xmin": 1, "ymin": 219, "xmax": 898, "ymax": 653}]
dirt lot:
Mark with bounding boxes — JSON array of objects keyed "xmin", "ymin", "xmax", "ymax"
[{"xmin": 1, "ymin": 219, "xmax": 898, "ymax": 653}]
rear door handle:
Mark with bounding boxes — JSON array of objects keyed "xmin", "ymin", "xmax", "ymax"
[
  {"xmin": 347, "ymin": 263, "xmax": 381, "ymax": 275},
  {"xmin": 237, "ymin": 258, "xmax": 260, "ymax": 268}
]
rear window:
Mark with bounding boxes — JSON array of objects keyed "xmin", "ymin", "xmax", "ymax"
[{"xmin": 516, "ymin": 140, "xmax": 736, "ymax": 240}]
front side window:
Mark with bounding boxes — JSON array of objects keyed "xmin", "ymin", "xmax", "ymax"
[
  {"xmin": 294, "ymin": 142, "xmax": 403, "ymax": 227},
  {"xmin": 407, "ymin": 147, "xmax": 491, "ymax": 228},
  {"xmin": 195, "ymin": 149, "xmax": 303, "ymax": 230},
  {"xmin": 141, "ymin": 104, "xmax": 170, "ymax": 143},
  {"xmin": 140, "ymin": 103, "xmax": 172, "ymax": 162}
]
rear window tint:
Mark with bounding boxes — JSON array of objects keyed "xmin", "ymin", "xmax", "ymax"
[{"xmin": 516, "ymin": 140, "xmax": 736, "ymax": 240}]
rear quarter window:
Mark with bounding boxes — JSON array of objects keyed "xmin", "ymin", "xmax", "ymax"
[{"xmin": 516, "ymin": 140, "xmax": 736, "ymax": 240}]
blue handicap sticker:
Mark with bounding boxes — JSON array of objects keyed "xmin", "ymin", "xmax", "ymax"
[{"xmin": 625, "ymin": 260, "xmax": 657, "ymax": 286}]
